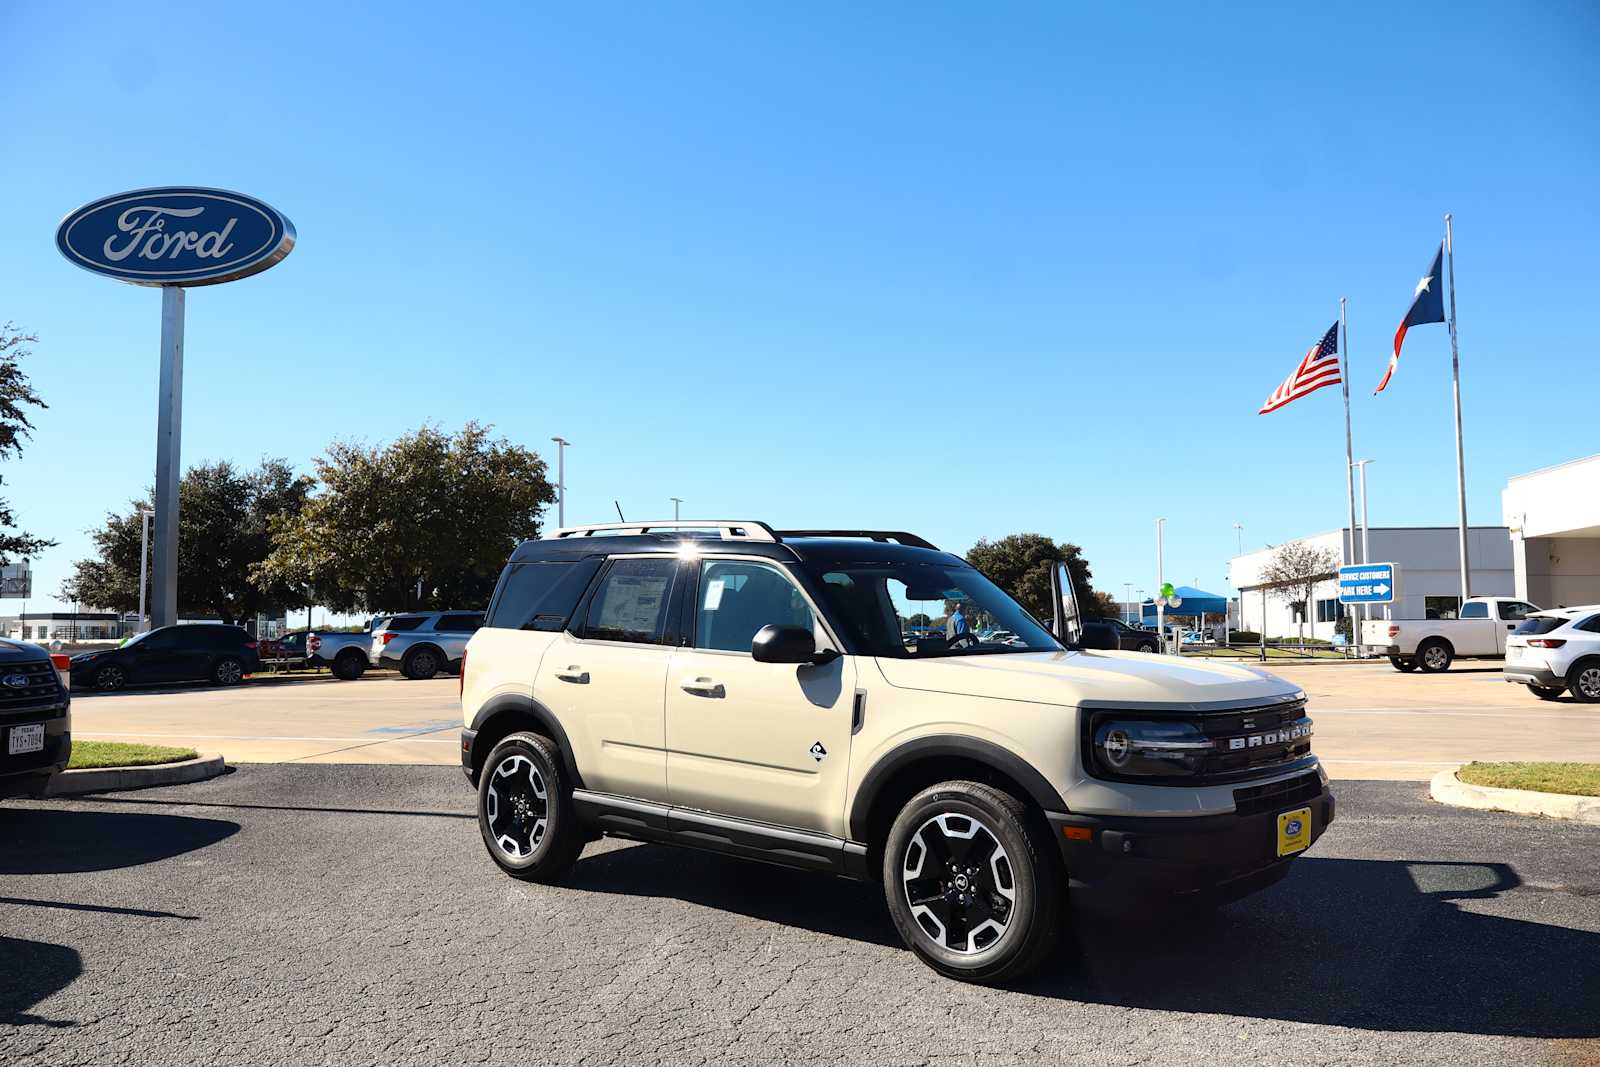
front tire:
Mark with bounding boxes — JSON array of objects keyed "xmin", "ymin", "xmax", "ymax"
[
  {"xmin": 404, "ymin": 647, "xmax": 441, "ymax": 680},
  {"xmin": 1136, "ymin": 642, "xmax": 1156, "ymax": 654},
  {"xmin": 332, "ymin": 651, "xmax": 366, "ymax": 681},
  {"xmin": 477, "ymin": 732, "xmax": 584, "ymax": 882},
  {"xmin": 882, "ymin": 781, "xmax": 1062, "ymax": 984},
  {"xmin": 1417, "ymin": 640, "xmax": 1453, "ymax": 673},
  {"xmin": 1528, "ymin": 684, "xmax": 1565, "ymax": 701}
]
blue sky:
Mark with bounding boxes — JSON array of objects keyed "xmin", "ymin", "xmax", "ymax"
[{"xmin": 3, "ymin": 1, "xmax": 1597, "ymax": 614}]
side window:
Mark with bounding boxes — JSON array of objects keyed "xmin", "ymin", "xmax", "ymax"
[
  {"xmin": 582, "ymin": 558, "xmax": 677, "ymax": 644},
  {"xmin": 1459, "ymin": 602, "xmax": 1488, "ymax": 619},
  {"xmin": 486, "ymin": 559, "xmax": 602, "ymax": 631},
  {"xmin": 1579, "ymin": 615, "xmax": 1600, "ymax": 635},
  {"xmin": 435, "ymin": 613, "xmax": 483, "ymax": 633},
  {"xmin": 1424, "ymin": 596, "xmax": 1461, "ymax": 620},
  {"xmin": 696, "ymin": 560, "xmax": 813, "ymax": 653},
  {"xmin": 142, "ymin": 629, "xmax": 176, "ymax": 650},
  {"xmin": 1498, "ymin": 601, "xmax": 1535, "ymax": 621}
]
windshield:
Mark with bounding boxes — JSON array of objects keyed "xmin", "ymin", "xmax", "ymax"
[{"xmin": 808, "ymin": 560, "xmax": 1062, "ymax": 658}]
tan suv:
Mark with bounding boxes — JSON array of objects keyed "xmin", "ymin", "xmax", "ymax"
[{"xmin": 460, "ymin": 521, "xmax": 1333, "ymax": 983}]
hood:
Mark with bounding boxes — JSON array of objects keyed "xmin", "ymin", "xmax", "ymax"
[
  {"xmin": 873, "ymin": 649, "xmax": 1301, "ymax": 710},
  {"xmin": 0, "ymin": 638, "xmax": 53, "ymax": 665}
]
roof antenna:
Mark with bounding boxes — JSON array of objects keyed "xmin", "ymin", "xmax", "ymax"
[{"xmin": 614, "ymin": 500, "xmax": 626, "ymax": 522}]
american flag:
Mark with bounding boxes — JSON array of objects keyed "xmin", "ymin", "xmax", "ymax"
[{"xmin": 1258, "ymin": 322, "xmax": 1341, "ymax": 415}]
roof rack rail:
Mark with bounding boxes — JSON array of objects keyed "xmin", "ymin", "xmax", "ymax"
[
  {"xmin": 776, "ymin": 530, "xmax": 940, "ymax": 551},
  {"xmin": 547, "ymin": 520, "xmax": 779, "ymax": 543}
]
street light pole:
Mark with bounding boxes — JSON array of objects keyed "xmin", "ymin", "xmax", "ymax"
[
  {"xmin": 670, "ymin": 497, "xmax": 683, "ymax": 521},
  {"xmin": 550, "ymin": 437, "xmax": 569, "ymax": 528},
  {"xmin": 1123, "ymin": 582, "xmax": 1133, "ymax": 625},
  {"xmin": 1351, "ymin": 459, "xmax": 1375, "ymax": 657},
  {"xmin": 137, "ymin": 508, "xmax": 153, "ymax": 633},
  {"xmin": 1156, "ymin": 518, "xmax": 1167, "ymax": 650}
]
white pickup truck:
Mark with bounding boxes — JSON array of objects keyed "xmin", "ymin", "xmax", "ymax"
[{"xmin": 1361, "ymin": 596, "xmax": 1541, "ymax": 673}]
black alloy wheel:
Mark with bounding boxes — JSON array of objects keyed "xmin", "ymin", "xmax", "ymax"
[
  {"xmin": 883, "ymin": 781, "xmax": 1061, "ymax": 983},
  {"xmin": 476, "ymin": 732, "xmax": 584, "ymax": 881},
  {"xmin": 405, "ymin": 648, "xmax": 440, "ymax": 680},
  {"xmin": 94, "ymin": 664, "xmax": 126, "ymax": 691}
]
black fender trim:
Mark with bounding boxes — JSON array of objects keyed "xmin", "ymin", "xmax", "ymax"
[
  {"xmin": 848, "ymin": 735, "xmax": 1066, "ymax": 841},
  {"xmin": 466, "ymin": 693, "xmax": 584, "ymax": 788}
]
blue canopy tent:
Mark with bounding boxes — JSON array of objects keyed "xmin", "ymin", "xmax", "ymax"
[{"xmin": 1140, "ymin": 586, "xmax": 1229, "ymax": 625}]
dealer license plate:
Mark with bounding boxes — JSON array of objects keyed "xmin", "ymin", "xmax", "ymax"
[
  {"xmin": 1276, "ymin": 806, "xmax": 1312, "ymax": 857},
  {"xmin": 8, "ymin": 723, "xmax": 44, "ymax": 755}
]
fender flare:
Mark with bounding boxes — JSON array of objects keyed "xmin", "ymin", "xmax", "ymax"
[
  {"xmin": 847, "ymin": 734, "xmax": 1066, "ymax": 842},
  {"xmin": 468, "ymin": 693, "xmax": 584, "ymax": 788}
]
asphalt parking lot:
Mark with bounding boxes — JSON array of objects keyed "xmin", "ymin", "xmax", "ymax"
[
  {"xmin": 64, "ymin": 658, "xmax": 1600, "ymax": 780},
  {"xmin": 3, "ymin": 767, "xmax": 1597, "ymax": 1067}
]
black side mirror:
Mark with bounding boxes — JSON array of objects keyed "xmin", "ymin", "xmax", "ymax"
[
  {"xmin": 1079, "ymin": 622, "xmax": 1118, "ymax": 651},
  {"xmin": 752, "ymin": 624, "xmax": 834, "ymax": 665}
]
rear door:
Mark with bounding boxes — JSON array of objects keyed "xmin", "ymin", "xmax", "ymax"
[
  {"xmin": 534, "ymin": 556, "xmax": 682, "ymax": 802},
  {"xmin": 663, "ymin": 557, "xmax": 855, "ymax": 836}
]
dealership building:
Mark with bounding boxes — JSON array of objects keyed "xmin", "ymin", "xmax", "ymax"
[
  {"xmin": 1229, "ymin": 527, "xmax": 1514, "ymax": 641},
  {"xmin": 1502, "ymin": 453, "xmax": 1600, "ymax": 609}
]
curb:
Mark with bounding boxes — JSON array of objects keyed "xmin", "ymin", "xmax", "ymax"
[
  {"xmin": 1429, "ymin": 766, "xmax": 1600, "ymax": 825},
  {"xmin": 46, "ymin": 754, "xmax": 227, "ymax": 797}
]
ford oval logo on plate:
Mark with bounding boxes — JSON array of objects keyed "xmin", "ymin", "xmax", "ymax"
[{"xmin": 56, "ymin": 187, "xmax": 295, "ymax": 287}]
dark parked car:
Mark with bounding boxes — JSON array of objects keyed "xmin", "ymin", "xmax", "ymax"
[
  {"xmin": 0, "ymin": 639, "xmax": 71, "ymax": 798},
  {"xmin": 69, "ymin": 624, "xmax": 261, "ymax": 691},
  {"xmin": 1101, "ymin": 618, "xmax": 1160, "ymax": 653}
]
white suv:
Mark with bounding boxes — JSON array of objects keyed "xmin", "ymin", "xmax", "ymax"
[
  {"xmin": 1504, "ymin": 606, "xmax": 1600, "ymax": 702},
  {"xmin": 459, "ymin": 521, "xmax": 1334, "ymax": 982}
]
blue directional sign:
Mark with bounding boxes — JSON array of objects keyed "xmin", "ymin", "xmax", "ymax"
[
  {"xmin": 1338, "ymin": 562, "xmax": 1398, "ymax": 605},
  {"xmin": 57, "ymin": 187, "xmax": 295, "ymax": 287}
]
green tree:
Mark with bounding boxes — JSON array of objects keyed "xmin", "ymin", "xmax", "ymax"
[
  {"xmin": 1260, "ymin": 541, "xmax": 1340, "ymax": 643},
  {"xmin": 0, "ymin": 323, "xmax": 55, "ymax": 562},
  {"xmin": 61, "ymin": 459, "xmax": 313, "ymax": 623},
  {"xmin": 255, "ymin": 423, "xmax": 555, "ymax": 613},
  {"xmin": 965, "ymin": 533, "xmax": 1103, "ymax": 622}
]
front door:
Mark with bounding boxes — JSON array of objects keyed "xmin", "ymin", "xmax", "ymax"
[
  {"xmin": 664, "ymin": 558, "xmax": 856, "ymax": 838},
  {"xmin": 534, "ymin": 556, "xmax": 681, "ymax": 802}
]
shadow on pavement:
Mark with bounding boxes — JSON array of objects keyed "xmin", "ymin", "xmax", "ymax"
[
  {"xmin": 0, "ymin": 936, "xmax": 81, "ymax": 1027},
  {"xmin": 571, "ymin": 846, "xmax": 1599, "ymax": 1038},
  {"xmin": 0, "ymin": 808, "xmax": 239, "ymax": 875}
]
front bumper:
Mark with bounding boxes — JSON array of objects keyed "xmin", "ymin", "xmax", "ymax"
[
  {"xmin": 1047, "ymin": 773, "xmax": 1334, "ymax": 905},
  {"xmin": 0, "ymin": 718, "xmax": 71, "ymax": 798}
]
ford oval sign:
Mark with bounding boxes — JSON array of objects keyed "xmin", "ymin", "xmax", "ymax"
[{"xmin": 56, "ymin": 187, "xmax": 295, "ymax": 287}]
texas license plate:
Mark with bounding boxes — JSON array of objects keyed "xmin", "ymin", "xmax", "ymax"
[
  {"xmin": 1276, "ymin": 806, "xmax": 1312, "ymax": 856},
  {"xmin": 8, "ymin": 723, "xmax": 44, "ymax": 755}
]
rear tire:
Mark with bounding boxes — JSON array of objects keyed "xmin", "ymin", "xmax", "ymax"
[
  {"xmin": 882, "ymin": 781, "xmax": 1062, "ymax": 984},
  {"xmin": 404, "ymin": 647, "xmax": 441, "ymax": 680},
  {"xmin": 1528, "ymin": 684, "xmax": 1565, "ymax": 701},
  {"xmin": 94, "ymin": 664, "xmax": 127, "ymax": 691},
  {"xmin": 1417, "ymin": 640, "xmax": 1453, "ymax": 673},
  {"xmin": 477, "ymin": 732, "xmax": 584, "ymax": 881},
  {"xmin": 1389, "ymin": 656, "xmax": 1418, "ymax": 672},
  {"xmin": 332, "ymin": 651, "xmax": 366, "ymax": 681},
  {"xmin": 1570, "ymin": 660, "xmax": 1600, "ymax": 704}
]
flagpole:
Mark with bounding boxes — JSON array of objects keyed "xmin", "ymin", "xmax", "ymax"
[
  {"xmin": 1339, "ymin": 297, "xmax": 1361, "ymax": 651},
  {"xmin": 1445, "ymin": 214, "xmax": 1470, "ymax": 603}
]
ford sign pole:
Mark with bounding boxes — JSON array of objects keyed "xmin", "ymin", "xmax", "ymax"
[
  {"xmin": 153, "ymin": 286, "xmax": 185, "ymax": 629},
  {"xmin": 56, "ymin": 188, "xmax": 294, "ymax": 629}
]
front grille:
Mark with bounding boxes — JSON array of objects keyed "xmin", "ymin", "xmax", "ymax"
[
  {"xmin": 0, "ymin": 661, "xmax": 67, "ymax": 723},
  {"xmin": 1233, "ymin": 771, "xmax": 1323, "ymax": 816},
  {"xmin": 1192, "ymin": 698, "xmax": 1314, "ymax": 780}
]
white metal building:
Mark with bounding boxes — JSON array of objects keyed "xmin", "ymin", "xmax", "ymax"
[
  {"xmin": 1502, "ymin": 454, "xmax": 1600, "ymax": 608},
  {"xmin": 1228, "ymin": 527, "xmax": 1513, "ymax": 641}
]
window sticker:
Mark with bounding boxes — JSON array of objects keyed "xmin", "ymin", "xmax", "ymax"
[{"xmin": 704, "ymin": 578, "xmax": 726, "ymax": 611}]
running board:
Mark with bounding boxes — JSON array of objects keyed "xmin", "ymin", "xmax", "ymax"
[{"xmin": 571, "ymin": 789, "xmax": 871, "ymax": 879}]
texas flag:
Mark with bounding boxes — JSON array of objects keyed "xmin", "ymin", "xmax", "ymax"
[{"xmin": 1375, "ymin": 243, "xmax": 1446, "ymax": 393}]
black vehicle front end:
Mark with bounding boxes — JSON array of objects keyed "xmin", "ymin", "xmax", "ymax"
[
  {"xmin": 0, "ymin": 642, "xmax": 71, "ymax": 799},
  {"xmin": 1049, "ymin": 695, "xmax": 1335, "ymax": 908}
]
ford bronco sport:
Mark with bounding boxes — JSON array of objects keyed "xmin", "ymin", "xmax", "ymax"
[{"xmin": 460, "ymin": 521, "xmax": 1333, "ymax": 982}]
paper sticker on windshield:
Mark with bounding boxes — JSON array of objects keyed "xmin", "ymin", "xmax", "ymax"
[{"xmin": 703, "ymin": 579, "xmax": 725, "ymax": 611}]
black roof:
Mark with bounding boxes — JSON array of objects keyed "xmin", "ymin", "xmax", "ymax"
[{"xmin": 508, "ymin": 534, "xmax": 964, "ymax": 568}]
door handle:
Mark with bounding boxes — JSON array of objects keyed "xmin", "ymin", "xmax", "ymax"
[
  {"xmin": 555, "ymin": 666, "xmax": 589, "ymax": 684},
  {"xmin": 680, "ymin": 677, "xmax": 725, "ymax": 698}
]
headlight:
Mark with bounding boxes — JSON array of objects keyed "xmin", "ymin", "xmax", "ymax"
[{"xmin": 1090, "ymin": 718, "xmax": 1213, "ymax": 778}]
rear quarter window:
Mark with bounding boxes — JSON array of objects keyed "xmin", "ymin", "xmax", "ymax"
[
  {"xmin": 486, "ymin": 558, "xmax": 603, "ymax": 630},
  {"xmin": 1513, "ymin": 617, "xmax": 1567, "ymax": 636},
  {"xmin": 383, "ymin": 616, "xmax": 428, "ymax": 633}
]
